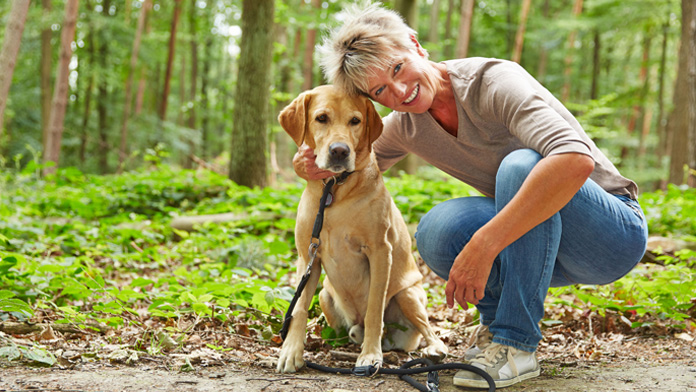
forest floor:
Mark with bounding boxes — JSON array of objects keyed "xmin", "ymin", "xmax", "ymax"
[{"xmin": 1, "ymin": 266, "xmax": 695, "ymax": 392}]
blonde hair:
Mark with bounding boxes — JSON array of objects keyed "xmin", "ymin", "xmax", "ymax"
[{"xmin": 318, "ymin": 1, "xmax": 434, "ymax": 97}]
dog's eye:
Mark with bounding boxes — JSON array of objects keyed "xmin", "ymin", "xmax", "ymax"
[
  {"xmin": 316, "ymin": 114, "xmax": 328, "ymax": 123},
  {"xmin": 350, "ymin": 117, "xmax": 361, "ymax": 125}
]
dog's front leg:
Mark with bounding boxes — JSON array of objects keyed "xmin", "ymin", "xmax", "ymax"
[
  {"xmin": 357, "ymin": 240, "xmax": 393, "ymax": 368},
  {"xmin": 277, "ymin": 258, "xmax": 322, "ymax": 373}
]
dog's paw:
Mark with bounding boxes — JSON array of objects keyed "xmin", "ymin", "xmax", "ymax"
[
  {"xmin": 356, "ymin": 350, "xmax": 383, "ymax": 369},
  {"xmin": 422, "ymin": 340, "xmax": 449, "ymax": 362},
  {"xmin": 277, "ymin": 342, "xmax": 305, "ymax": 373}
]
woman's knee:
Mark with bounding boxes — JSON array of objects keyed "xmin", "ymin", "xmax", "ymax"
[
  {"xmin": 415, "ymin": 197, "xmax": 494, "ymax": 279},
  {"xmin": 496, "ymin": 149, "xmax": 543, "ymax": 194}
]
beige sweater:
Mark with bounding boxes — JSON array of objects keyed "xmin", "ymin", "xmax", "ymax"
[{"xmin": 374, "ymin": 57, "xmax": 638, "ymax": 199}]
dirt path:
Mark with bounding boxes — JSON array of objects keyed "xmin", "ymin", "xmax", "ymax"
[{"xmin": 2, "ymin": 358, "xmax": 695, "ymax": 392}]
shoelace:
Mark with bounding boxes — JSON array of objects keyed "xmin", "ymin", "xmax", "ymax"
[
  {"xmin": 472, "ymin": 343, "xmax": 519, "ymax": 377},
  {"xmin": 468, "ymin": 324, "xmax": 492, "ymax": 348}
]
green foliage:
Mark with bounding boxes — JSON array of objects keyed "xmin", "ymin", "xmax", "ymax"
[{"xmin": 1, "ymin": 159, "xmax": 694, "ymax": 359}]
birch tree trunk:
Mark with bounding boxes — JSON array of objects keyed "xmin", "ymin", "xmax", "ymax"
[
  {"xmin": 43, "ymin": 0, "xmax": 79, "ymax": 175},
  {"xmin": 0, "ymin": 0, "xmax": 31, "ymax": 138}
]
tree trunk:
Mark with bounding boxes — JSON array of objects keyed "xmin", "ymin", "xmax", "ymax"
[
  {"xmin": 443, "ymin": 0, "xmax": 455, "ymax": 58},
  {"xmin": 456, "ymin": 0, "xmax": 475, "ymax": 58},
  {"xmin": 302, "ymin": 0, "xmax": 321, "ymax": 91},
  {"xmin": 667, "ymin": 0, "xmax": 696, "ymax": 186},
  {"xmin": 395, "ymin": 0, "xmax": 419, "ymax": 30},
  {"xmin": 622, "ymin": 32, "xmax": 652, "ymax": 163},
  {"xmin": 96, "ymin": 0, "xmax": 111, "ymax": 173},
  {"xmin": 43, "ymin": 0, "xmax": 79, "ymax": 176},
  {"xmin": 228, "ymin": 0, "xmax": 275, "ymax": 187},
  {"xmin": 79, "ymin": 1, "xmax": 95, "ymax": 165},
  {"xmin": 511, "ymin": 0, "xmax": 532, "ymax": 64},
  {"xmin": 656, "ymin": 18, "xmax": 670, "ymax": 167},
  {"xmin": 0, "ymin": 0, "xmax": 31, "ymax": 138},
  {"xmin": 590, "ymin": 30, "xmax": 600, "ymax": 100},
  {"xmin": 41, "ymin": 0, "xmax": 53, "ymax": 147},
  {"xmin": 428, "ymin": 0, "xmax": 441, "ymax": 50},
  {"xmin": 536, "ymin": 0, "xmax": 550, "ymax": 83},
  {"xmin": 159, "ymin": 0, "xmax": 183, "ymax": 122},
  {"xmin": 201, "ymin": 32, "xmax": 212, "ymax": 159},
  {"xmin": 119, "ymin": 0, "xmax": 152, "ymax": 168},
  {"xmin": 562, "ymin": 0, "xmax": 584, "ymax": 102}
]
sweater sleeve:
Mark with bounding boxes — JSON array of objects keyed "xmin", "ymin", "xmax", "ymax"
[
  {"xmin": 484, "ymin": 65, "xmax": 593, "ymax": 159},
  {"xmin": 373, "ymin": 112, "xmax": 410, "ymax": 172}
]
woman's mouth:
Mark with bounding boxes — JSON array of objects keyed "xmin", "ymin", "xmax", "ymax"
[{"xmin": 403, "ymin": 84, "xmax": 419, "ymax": 105}]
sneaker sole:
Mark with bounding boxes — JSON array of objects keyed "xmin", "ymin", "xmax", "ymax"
[{"xmin": 453, "ymin": 367, "xmax": 541, "ymax": 389}]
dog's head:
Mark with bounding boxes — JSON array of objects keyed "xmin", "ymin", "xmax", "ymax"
[{"xmin": 278, "ymin": 85, "xmax": 383, "ymax": 173}]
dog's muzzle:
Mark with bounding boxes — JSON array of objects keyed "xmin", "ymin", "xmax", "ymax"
[{"xmin": 327, "ymin": 142, "xmax": 351, "ymax": 171}]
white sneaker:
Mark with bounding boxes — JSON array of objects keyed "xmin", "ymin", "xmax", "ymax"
[
  {"xmin": 464, "ymin": 324, "xmax": 493, "ymax": 361},
  {"xmin": 454, "ymin": 342, "xmax": 540, "ymax": 389}
]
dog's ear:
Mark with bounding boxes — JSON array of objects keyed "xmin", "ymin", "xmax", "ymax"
[
  {"xmin": 365, "ymin": 98, "xmax": 383, "ymax": 149},
  {"xmin": 278, "ymin": 91, "xmax": 314, "ymax": 148}
]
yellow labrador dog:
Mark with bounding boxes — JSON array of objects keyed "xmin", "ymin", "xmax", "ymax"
[{"xmin": 277, "ymin": 85, "xmax": 448, "ymax": 373}]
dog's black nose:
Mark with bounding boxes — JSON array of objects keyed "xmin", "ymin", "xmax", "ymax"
[{"xmin": 329, "ymin": 143, "xmax": 350, "ymax": 161}]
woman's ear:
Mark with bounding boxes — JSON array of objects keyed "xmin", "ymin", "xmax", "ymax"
[{"xmin": 410, "ymin": 34, "xmax": 427, "ymax": 58}]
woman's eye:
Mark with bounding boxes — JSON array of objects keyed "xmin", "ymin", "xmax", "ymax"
[
  {"xmin": 350, "ymin": 117, "xmax": 361, "ymax": 125},
  {"xmin": 394, "ymin": 63, "xmax": 402, "ymax": 74},
  {"xmin": 316, "ymin": 114, "xmax": 328, "ymax": 123},
  {"xmin": 375, "ymin": 86, "xmax": 385, "ymax": 96}
]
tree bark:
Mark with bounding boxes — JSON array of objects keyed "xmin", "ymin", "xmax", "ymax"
[
  {"xmin": 443, "ymin": 0, "xmax": 455, "ymax": 58},
  {"xmin": 668, "ymin": 0, "xmax": 696, "ymax": 186},
  {"xmin": 456, "ymin": 0, "xmax": 475, "ymax": 58},
  {"xmin": 656, "ymin": 19, "xmax": 670, "ymax": 166},
  {"xmin": 511, "ymin": 0, "xmax": 532, "ymax": 64},
  {"xmin": 428, "ymin": 0, "xmax": 441, "ymax": 48},
  {"xmin": 96, "ymin": 0, "xmax": 111, "ymax": 173},
  {"xmin": 41, "ymin": 0, "xmax": 53, "ymax": 147},
  {"xmin": 562, "ymin": 0, "xmax": 584, "ymax": 102},
  {"xmin": 302, "ymin": 0, "xmax": 321, "ymax": 91},
  {"xmin": 536, "ymin": 0, "xmax": 550, "ymax": 83},
  {"xmin": 159, "ymin": 0, "xmax": 183, "ymax": 122},
  {"xmin": 43, "ymin": 0, "xmax": 79, "ymax": 175},
  {"xmin": 590, "ymin": 30, "xmax": 600, "ymax": 100},
  {"xmin": 119, "ymin": 0, "xmax": 152, "ymax": 168},
  {"xmin": 0, "ymin": 0, "xmax": 32, "ymax": 138},
  {"xmin": 228, "ymin": 0, "xmax": 275, "ymax": 187}
]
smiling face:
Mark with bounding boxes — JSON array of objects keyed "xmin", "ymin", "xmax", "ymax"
[{"xmin": 365, "ymin": 50, "xmax": 437, "ymax": 114}]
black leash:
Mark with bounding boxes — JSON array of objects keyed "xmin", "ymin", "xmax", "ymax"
[
  {"xmin": 278, "ymin": 170, "xmax": 496, "ymax": 391},
  {"xmin": 306, "ymin": 359, "xmax": 496, "ymax": 392},
  {"xmin": 280, "ymin": 171, "xmax": 352, "ymax": 341}
]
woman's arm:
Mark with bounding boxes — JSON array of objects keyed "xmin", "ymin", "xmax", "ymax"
[{"xmin": 445, "ymin": 152, "xmax": 595, "ymax": 309}]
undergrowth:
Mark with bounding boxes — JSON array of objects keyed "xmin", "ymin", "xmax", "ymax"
[{"xmin": 0, "ymin": 153, "xmax": 694, "ymax": 363}]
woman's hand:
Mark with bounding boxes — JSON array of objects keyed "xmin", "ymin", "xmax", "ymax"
[
  {"xmin": 293, "ymin": 144, "xmax": 337, "ymax": 181},
  {"xmin": 445, "ymin": 234, "xmax": 496, "ymax": 310}
]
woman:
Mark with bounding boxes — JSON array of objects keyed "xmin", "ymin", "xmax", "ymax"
[{"xmin": 294, "ymin": 2, "xmax": 648, "ymax": 389}]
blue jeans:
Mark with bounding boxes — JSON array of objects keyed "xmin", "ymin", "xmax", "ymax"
[{"xmin": 415, "ymin": 149, "xmax": 648, "ymax": 352}]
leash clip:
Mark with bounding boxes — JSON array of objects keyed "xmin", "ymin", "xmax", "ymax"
[{"xmin": 352, "ymin": 364, "xmax": 379, "ymax": 377}]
